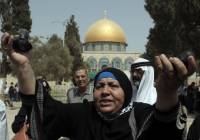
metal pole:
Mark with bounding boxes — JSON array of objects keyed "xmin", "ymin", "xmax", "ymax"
[{"xmin": 62, "ymin": 21, "xmax": 66, "ymax": 47}]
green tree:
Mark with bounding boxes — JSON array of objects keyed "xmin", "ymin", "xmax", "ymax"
[
  {"xmin": 30, "ymin": 34, "xmax": 73, "ymax": 81},
  {"xmin": 0, "ymin": 0, "xmax": 32, "ymax": 33},
  {"xmin": 0, "ymin": 0, "xmax": 32, "ymax": 86},
  {"xmin": 144, "ymin": 0, "xmax": 200, "ymax": 60},
  {"xmin": 11, "ymin": 0, "xmax": 32, "ymax": 33},
  {"xmin": 0, "ymin": 0, "xmax": 12, "ymax": 77},
  {"xmin": 0, "ymin": 0, "xmax": 12, "ymax": 32},
  {"xmin": 30, "ymin": 36, "xmax": 44, "ymax": 47},
  {"xmin": 64, "ymin": 15, "xmax": 83, "ymax": 72}
]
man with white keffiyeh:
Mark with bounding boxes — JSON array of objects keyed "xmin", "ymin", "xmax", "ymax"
[{"xmin": 130, "ymin": 58, "xmax": 157, "ymax": 105}]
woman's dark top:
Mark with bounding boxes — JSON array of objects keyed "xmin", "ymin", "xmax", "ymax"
[
  {"xmin": 17, "ymin": 89, "xmax": 186, "ymax": 140},
  {"xmin": 187, "ymin": 115, "xmax": 200, "ymax": 140},
  {"xmin": 43, "ymin": 93, "xmax": 133, "ymax": 140},
  {"xmin": 18, "ymin": 81, "xmax": 185, "ymax": 140}
]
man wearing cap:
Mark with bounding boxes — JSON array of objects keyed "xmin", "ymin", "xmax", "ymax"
[{"xmin": 130, "ymin": 58, "xmax": 157, "ymax": 105}]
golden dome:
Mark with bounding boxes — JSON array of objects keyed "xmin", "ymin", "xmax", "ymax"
[{"xmin": 84, "ymin": 18, "xmax": 127, "ymax": 44}]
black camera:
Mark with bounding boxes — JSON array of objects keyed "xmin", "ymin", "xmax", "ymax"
[
  {"xmin": 178, "ymin": 50, "xmax": 194, "ymax": 68},
  {"xmin": 12, "ymin": 29, "xmax": 32, "ymax": 52}
]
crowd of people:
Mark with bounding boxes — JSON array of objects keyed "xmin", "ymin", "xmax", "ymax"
[
  {"xmin": 2, "ymin": 81, "xmax": 20, "ymax": 108},
  {"xmin": 0, "ymin": 32, "xmax": 200, "ymax": 140},
  {"xmin": 178, "ymin": 81, "xmax": 200, "ymax": 115}
]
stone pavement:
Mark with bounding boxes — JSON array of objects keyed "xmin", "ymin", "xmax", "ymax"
[
  {"xmin": 6, "ymin": 101, "xmax": 22, "ymax": 139},
  {"xmin": 5, "ymin": 102, "xmax": 195, "ymax": 139}
]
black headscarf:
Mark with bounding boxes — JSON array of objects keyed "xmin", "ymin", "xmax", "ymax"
[
  {"xmin": 90, "ymin": 68, "xmax": 134, "ymax": 140},
  {"xmin": 94, "ymin": 68, "xmax": 133, "ymax": 112}
]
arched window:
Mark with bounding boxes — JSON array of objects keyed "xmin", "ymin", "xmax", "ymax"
[
  {"xmin": 112, "ymin": 57, "xmax": 122, "ymax": 69},
  {"xmin": 99, "ymin": 57, "xmax": 109, "ymax": 69},
  {"xmin": 124, "ymin": 57, "xmax": 134, "ymax": 70},
  {"xmin": 87, "ymin": 57, "xmax": 97, "ymax": 70},
  {"xmin": 84, "ymin": 45, "xmax": 89, "ymax": 51},
  {"xmin": 117, "ymin": 45, "xmax": 121, "ymax": 51},
  {"xmin": 92, "ymin": 44, "xmax": 95, "ymax": 51}
]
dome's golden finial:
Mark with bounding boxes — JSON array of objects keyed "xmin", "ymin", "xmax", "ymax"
[{"xmin": 104, "ymin": 10, "xmax": 107, "ymax": 19}]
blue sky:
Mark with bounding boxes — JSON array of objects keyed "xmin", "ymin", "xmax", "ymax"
[{"xmin": 29, "ymin": 0, "xmax": 154, "ymax": 53}]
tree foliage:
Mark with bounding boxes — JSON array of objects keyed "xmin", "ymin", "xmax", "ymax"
[
  {"xmin": 0, "ymin": 0, "xmax": 32, "ymax": 33},
  {"xmin": 10, "ymin": 35, "xmax": 73, "ymax": 81},
  {"xmin": 0, "ymin": 0, "xmax": 12, "ymax": 32},
  {"xmin": 11, "ymin": 0, "xmax": 32, "ymax": 33},
  {"xmin": 30, "ymin": 34, "xmax": 73, "ymax": 81},
  {"xmin": 64, "ymin": 15, "xmax": 83, "ymax": 72},
  {"xmin": 0, "ymin": 0, "xmax": 32, "ymax": 77},
  {"xmin": 145, "ymin": 0, "xmax": 200, "ymax": 60}
]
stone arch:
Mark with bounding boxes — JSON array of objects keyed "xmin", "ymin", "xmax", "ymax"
[
  {"xmin": 99, "ymin": 57, "xmax": 110, "ymax": 69},
  {"xmin": 124, "ymin": 57, "xmax": 134, "ymax": 70},
  {"xmin": 112, "ymin": 57, "xmax": 122, "ymax": 69},
  {"xmin": 87, "ymin": 56, "xmax": 97, "ymax": 70}
]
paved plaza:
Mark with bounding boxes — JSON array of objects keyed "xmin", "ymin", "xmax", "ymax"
[
  {"xmin": 6, "ymin": 102, "xmax": 22, "ymax": 139},
  {"xmin": 5, "ymin": 102, "xmax": 195, "ymax": 139}
]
